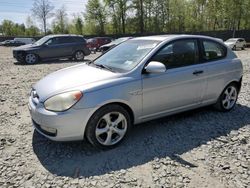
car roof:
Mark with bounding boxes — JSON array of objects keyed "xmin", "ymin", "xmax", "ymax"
[
  {"xmin": 47, "ymin": 34, "xmax": 84, "ymax": 38},
  {"xmin": 132, "ymin": 34, "xmax": 223, "ymax": 42}
]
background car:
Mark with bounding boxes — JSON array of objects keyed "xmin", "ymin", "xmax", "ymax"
[
  {"xmin": 29, "ymin": 35, "xmax": 243, "ymax": 149},
  {"xmin": 86, "ymin": 37, "xmax": 112, "ymax": 52},
  {"xmin": 224, "ymin": 38, "xmax": 246, "ymax": 50},
  {"xmin": 1, "ymin": 40, "xmax": 25, "ymax": 47},
  {"xmin": 14, "ymin": 37, "xmax": 36, "ymax": 44},
  {"xmin": 99, "ymin": 37, "xmax": 132, "ymax": 53},
  {"xmin": 12, "ymin": 34, "xmax": 91, "ymax": 64}
]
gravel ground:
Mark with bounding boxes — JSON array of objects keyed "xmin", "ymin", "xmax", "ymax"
[{"xmin": 0, "ymin": 47, "xmax": 249, "ymax": 188}]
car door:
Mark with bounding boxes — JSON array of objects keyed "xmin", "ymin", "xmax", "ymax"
[
  {"xmin": 58, "ymin": 37, "xmax": 75, "ymax": 56},
  {"xmin": 39, "ymin": 37, "xmax": 62, "ymax": 59},
  {"xmin": 200, "ymin": 39, "xmax": 230, "ymax": 103},
  {"xmin": 141, "ymin": 39, "xmax": 207, "ymax": 119}
]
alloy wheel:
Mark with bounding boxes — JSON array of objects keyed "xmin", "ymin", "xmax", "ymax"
[
  {"xmin": 75, "ymin": 51, "xmax": 84, "ymax": 61},
  {"xmin": 222, "ymin": 86, "xmax": 237, "ymax": 110},
  {"xmin": 25, "ymin": 54, "xmax": 37, "ymax": 64},
  {"xmin": 95, "ymin": 112, "xmax": 127, "ymax": 146}
]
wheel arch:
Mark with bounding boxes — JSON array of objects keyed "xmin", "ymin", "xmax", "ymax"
[
  {"xmin": 217, "ymin": 78, "xmax": 242, "ymax": 100},
  {"xmin": 83, "ymin": 101, "xmax": 135, "ymax": 140}
]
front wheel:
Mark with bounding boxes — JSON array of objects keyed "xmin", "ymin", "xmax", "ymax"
[
  {"xmin": 85, "ymin": 105, "xmax": 131, "ymax": 149},
  {"xmin": 25, "ymin": 53, "xmax": 38, "ymax": 64},
  {"xmin": 214, "ymin": 83, "xmax": 239, "ymax": 112},
  {"xmin": 73, "ymin": 50, "xmax": 84, "ymax": 61}
]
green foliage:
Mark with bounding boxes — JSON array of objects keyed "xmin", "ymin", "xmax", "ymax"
[
  {"xmin": 1, "ymin": 0, "xmax": 250, "ymax": 36},
  {"xmin": 84, "ymin": 0, "xmax": 106, "ymax": 35}
]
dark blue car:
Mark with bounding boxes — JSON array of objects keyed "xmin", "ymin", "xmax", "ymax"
[{"xmin": 13, "ymin": 34, "xmax": 91, "ymax": 64}]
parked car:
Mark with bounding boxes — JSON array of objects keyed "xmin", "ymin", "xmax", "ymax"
[
  {"xmin": 0, "ymin": 40, "xmax": 11, "ymax": 46},
  {"xmin": 224, "ymin": 38, "xmax": 246, "ymax": 50},
  {"xmin": 1, "ymin": 40, "xmax": 25, "ymax": 47},
  {"xmin": 14, "ymin": 37, "xmax": 36, "ymax": 44},
  {"xmin": 99, "ymin": 37, "xmax": 132, "ymax": 53},
  {"xmin": 86, "ymin": 37, "xmax": 112, "ymax": 52},
  {"xmin": 13, "ymin": 34, "xmax": 91, "ymax": 64},
  {"xmin": 29, "ymin": 35, "xmax": 243, "ymax": 149}
]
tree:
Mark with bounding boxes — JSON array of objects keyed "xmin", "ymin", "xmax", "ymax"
[
  {"xmin": 105, "ymin": 0, "xmax": 129, "ymax": 34},
  {"xmin": 1, "ymin": 20, "xmax": 14, "ymax": 36},
  {"xmin": 52, "ymin": 6, "xmax": 68, "ymax": 33},
  {"xmin": 75, "ymin": 17, "xmax": 83, "ymax": 35},
  {"xmin": 31, "ymin": 0, "xmax": 54, "ymax": 34},
  {"xmin": 84, "ymin": 0, "xmax": 106, "ymax": 35}
]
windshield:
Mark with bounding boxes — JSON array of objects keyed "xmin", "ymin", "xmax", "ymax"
[
  {"xmin": 34, "ymin": 36, "xmax": 51, "ymax": 45},
  {"xmin": 226, "ymin": 39, "xmax": 237, "ymax": 42},
  {"xmin": 93, "ymin": 39, "xmax": 159, "ymax": 72}
]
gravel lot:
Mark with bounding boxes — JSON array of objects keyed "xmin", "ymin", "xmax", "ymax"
[{"xmin": 0, "ymin": 47, "xmax": 249, "ymax": 188}]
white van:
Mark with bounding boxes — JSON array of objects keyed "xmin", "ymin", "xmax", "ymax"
[{"xmin": 14, "ymin": 38, "xmax": 36, "ymax": 44}]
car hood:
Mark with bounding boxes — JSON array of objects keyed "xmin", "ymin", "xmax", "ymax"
[
  {"xmin": 34, "ymin": 63, "xmax": 118, "ymax": 101},
  {"xmin": 13, "ymin": 43, "xmax": 39, "ymax": 50},
  {"xmin": 224, "ymin": 42, "xmax": 235, "ymax": 46}
]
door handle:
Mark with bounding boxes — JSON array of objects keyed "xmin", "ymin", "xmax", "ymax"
[{"xmin": 193, "ymin": 70, "xmax": 204, "ymax": 75}]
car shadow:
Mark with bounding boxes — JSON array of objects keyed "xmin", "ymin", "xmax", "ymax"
[{"xmin": 32, "ymin": 104, "xmax": 250, "ymax": 178}]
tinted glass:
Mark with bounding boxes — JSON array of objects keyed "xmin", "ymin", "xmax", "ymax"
[
  {"xmin": 151, "ymin": 39, "xmax": 198, "ymax": 69},
  {"xmin": 34, "ymin": 36, "xmax": 51, "ymax": 45},
  {"xmin": 202, "ymin": 40, "xmax": 226, "ymax": 61},
  {"xmin": 58, "ymin": 37, "xmax": 75, "ymax": 44},
  {"xmin": 74, "ymin": 37, "xmax": 85, "ymax": 43},
  {"xmin": 45, "ymin": 37, "xmax": 59, "ymax": 45}
]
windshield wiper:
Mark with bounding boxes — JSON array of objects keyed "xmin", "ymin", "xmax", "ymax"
[{"xmin": 93, "ymin": 63, "xmax": 115, "ymax": 72}]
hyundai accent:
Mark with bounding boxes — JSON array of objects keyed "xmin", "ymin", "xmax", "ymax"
[{"xmin": 29, "ymin": 35, "xmax": 243, "ymax": 149}]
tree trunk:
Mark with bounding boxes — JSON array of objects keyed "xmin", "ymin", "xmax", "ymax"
[{"xmin": 139, "ymin": 0, "xmax": 144, "ymax": 33}]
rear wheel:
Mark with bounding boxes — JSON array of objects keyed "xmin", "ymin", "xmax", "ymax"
[
  {"xmin": 214, "ymin": 83, "xmax": 239, "ymax": 112},
  {"xmin": 25, "ymin": 53, "xmax": 38, "ymax": 64},
  {"xmin": 73, "ymin": 50, "xmax": 84, "ymax": 61},
  {"xmin": 85, "ymin": 104, "xmax": 131, "ymax": 149}
]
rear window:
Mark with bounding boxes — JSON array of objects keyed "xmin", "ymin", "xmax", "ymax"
[{"xmin": 202, "ymin": 40, "xmax": 227, "ymax": 61}]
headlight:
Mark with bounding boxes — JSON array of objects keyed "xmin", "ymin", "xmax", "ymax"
[{"xmin": 44, "ymin": 91, "xmax": 83, "ymax": 112}]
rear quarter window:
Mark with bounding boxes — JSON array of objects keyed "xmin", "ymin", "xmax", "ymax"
[{"xmin": 202, "ymin": 40, "xmax": 227, "ymax": 61}]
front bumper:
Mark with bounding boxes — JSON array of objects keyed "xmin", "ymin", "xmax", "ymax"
[
  {"xmin": 28, "ymin": 96, "xmax": 96, "ymax": 141},
  {"xmin": 13, "ymin": 51, "xmax": 25, "ymax": 62}
]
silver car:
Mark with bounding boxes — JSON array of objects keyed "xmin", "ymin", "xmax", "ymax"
[
  {"xmin": 29, "ymin": 35, "xmax": 243, "ymax": 149},
  {"xmin": 224, "ymin": 38, "xmax": 247, "ymax": 50}
]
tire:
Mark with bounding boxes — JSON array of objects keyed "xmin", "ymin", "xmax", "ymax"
[
  {"xmin": 73, "ymin": 50, "xmax": 84, "ymax": 61},
  {"xmin": 25, "ymin": 53, "xmax": 38, "ymax": 64},
  {"xmin": 214, "ymin": 83, "xmax": 239, "ymax": 112},
  {"xmin": 85, "ymin": 104, "xmax": 131, "ymax": 149}
]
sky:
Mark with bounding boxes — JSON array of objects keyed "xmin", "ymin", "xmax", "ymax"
[{"xmin": 0, "ymin": 0, "xmax": 87, "ymax": 26}]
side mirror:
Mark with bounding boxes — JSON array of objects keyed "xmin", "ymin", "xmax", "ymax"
[{"xmin": 144, "ymin": 61, "xmax": 166, "ymax": 74}]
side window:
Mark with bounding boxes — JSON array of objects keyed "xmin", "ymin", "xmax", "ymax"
[
  {"xmin": 202, "ymin": 40, "xmax": 226, "ymax": 61},
  {"xmin": 45, "ymin": 38, "xmax": 59, "ymax": 46},
  {"xmin": 58, "ymin": 37, "xmax": 75, "ymax": 44},
  {"xmin": 151, "ymin": 39, "xmax": 198, "ymax": 69}
]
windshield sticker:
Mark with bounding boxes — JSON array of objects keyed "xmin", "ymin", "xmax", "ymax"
[
  {"xmin": 137, "ymin": 43, "xmax": 157, "ymax": 50},
  {"xmin": 124, "ymin": 60, "xmax": 134, "ymax": 65}
]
